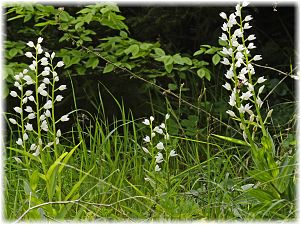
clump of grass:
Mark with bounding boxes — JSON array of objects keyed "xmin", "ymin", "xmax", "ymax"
[{"xmin": 4, "ymin": 2, "xmax": 296, "ymax": 222}]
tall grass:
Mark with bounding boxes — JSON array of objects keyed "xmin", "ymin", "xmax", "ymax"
[{"xmin": 5, "ymin": 75, "xmax": 296, "ymax": 220}]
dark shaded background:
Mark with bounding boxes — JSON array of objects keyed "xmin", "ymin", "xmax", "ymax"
[{"xmin": 5, "ymin": 4, "xmax": 296, "ymax": 130}]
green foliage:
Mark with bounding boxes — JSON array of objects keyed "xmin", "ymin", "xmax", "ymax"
[{"xmin": 4, "ymin": 2, "xmax": 296, "ymax": 222}]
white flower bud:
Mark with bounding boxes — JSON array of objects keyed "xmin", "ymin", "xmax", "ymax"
[
  {"xmin": 156, "ymin": 142, "xmax": 164, "ymax": 150},
  {"xmin": 60, "ymin": 114, "xmax": 69, "ymax": 122},
  {"xmin": 37, "ymin": 44, "xmax": 43, "ymax": 54},
  {"xmin": 51, "ymin": 52, "xmax": 55, "ymax": 59},
  {"xmin": 258, "ymin": 85, "xmax": 265, "ymax": 94},
  {"xmin": 40, "ymin": 114, "xmax": 46, "ymax": 121},
  {"xmin": 25, "ymin": 52, "xmax": 33, "ymax": 58},
  {"xmin": 267, "ymin": 109, "xmax": 273, "ymax": 118},
  {"xmin": 10, "ymin": 91, "xmax": 18, "ymax": 97},
  {"xmin": 226, "ymin": 110, "xmax": 236, "ymax": 117},
  {"xmin": 29, "ymin": 64, "xmax": 35, "ymax": 70},
  {"xmin": 9, "ymin": 118, "xmax": 17, "ymax": 124},
  {"xmin": 169, "ymin": 150, "xmax": 178, "ymax": 157},
  {"xmin": 159, "ymin": 123, "xmax": 166, "ymax": 129},
  {"xmin": 221, "ymin": 57, "xmax": 230, "ymax": 65},
  {"xmin": 56, "ymin": 129, "xmax": 61, "ymax": 137},
  {"xmin": 40, "ymin": 90, "xmax": 48, "ymax": 96},
  {"xmin": 142, "ymin": 147, "xmax": 149, "ymax": 154},
  {"xmin": 150, "ymin": 116, "xmax": 154, "ymax": 122},
  {"xmin": 45, "ymin": 110, "xmax": 51, "ymax": 117},
  {"xmin": 22, "ymin": 97, "xmax": 28, "ymax": 104},
  {"xmin": 16, "ymin": 138, "xmax": 23, "ymax": 146},
  {"xmin": 27, "ymin": 41, "xmax": 35, "ymax": 47},
  {"xmin": 42, "ymin": 70, "xmax": 50, "ymax": 76},
  {"xmin": 14, "ymin": 157, "xmax": 22, "ymax": 164},
  {"xmin": 222, "ymin": 82, "xmax": 231, "ymax": 91},
  {"xmin": 244, "ymin": 15, "xmax": 253, "ymax": 22},
  {"xmin": 30, "ymin": 143, "xmax": 37, "ymax": 151},
  {"xmin": 24, "ymin": 106, "xmax": 33, "ymax": 113},
  {"xmin": 165, "ymin": 114, "xmax": 170, "ymax": 120},
  {"xmin": 28, "ymin": 96, "xmax": 35, "ymax": 102},
  {"xmin": 40, "ymin": 57, "xmax": 48, "ymax": 66},
  {"xmin": 142, "ymin": 119, "xmax": 150, "ymax": 126},
  {"xmin": 23, "ymin": 133, "xmax": 28, "ymax": 141},
  {"xmin": 247, "ymin": 34, "xmax": 256, "ymax": 41},
  {"xmin": 14, "ymin": 74, "xmax": 20, "ymax": 80},
  {"xmin": 155, "ymin": 152, "xmax": 164, "ymax": 163},
  {"xmin": 28, "ymin": 113, "xmax": 36, "ymax": 120},
  {"xmin": 143, "ymin": 135, "xmax": 150, "ymax": 143},
  {"xmin": 155, "ymin": 165, "xmax": 161, "ymax": 172},
  {"xmin": 41, "ymin": 120, "xmax": 48, "ymax": 131},
  {"xmin": 43, "ymin": 100, "xmax": 52, "ymax": 109},
  {"xmin": 25, "ymin": 123, "xmax": 33, "ymax": 131},
  {"xmin": 56, "ymin": 61, "xmax": 64, "ymax": 67},
  {"xmin": 154, "ymin": 126, "xmax": 163, "ymax": 134},
  {"xmin": 55, "ymin": 95, "xmax": 63, "ymax": 102},
  {"xmin": 43, "ymin": 78, "xmax": 50, "ymax": 84},
  {"xmin": 257, "ymin": 76, "xmax": 267, "ymax": 84},
  {"xmin": 37, "ymin": 37, "xmax": 43, "ymax": 43},
  {"xmin": 219, "ymin": 12, "xmax": 227, "ymax": 19},
  {"xmin": 247, "ymin": 43, "xmax": 256, "ymax": 49},
  {"xmin": 58, "ymin": 85, "xmax": 67, "ymax": 91},
  {"xmin": 14, "ymin": 81, "xmax": 21, "ymax": 89},
  {"xmin": 25, "ymin": 90, "xmax": 33, "ymax": 96},
  {"xmin": 253, "ymin": 55, "xmax": 262, "ymax": 61},
  {"xmin": 14, "ymin": 107, "xmax": 22, "ymax": 114}
]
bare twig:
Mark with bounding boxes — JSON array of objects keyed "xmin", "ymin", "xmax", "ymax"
[{"xmin": 56, "ymin": 16, "xmax": 240, "ymax": 134}]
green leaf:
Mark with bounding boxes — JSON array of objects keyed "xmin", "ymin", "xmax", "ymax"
[
  {"xmin": 68, "ymin": 56, "xmax": 81, "ymax": 67},
  {"xmin": 84, "ymin": 13, "xmax": 93, "ymax": 23},
  {"xmin": 274, "ymin": 154, "xmax": 295, "ymax": 193},
  {"xmin": 181, "ymin": 57, "xmax": 192, "ymax": 65},
  {"xmin": 212, "ymin": 54, "xmax": 221, "ymax": 65},
  {"xmin": 9, "ymin": 48, "xmax": 18, "ymax": 58},
  {"xmin": 261, "ymin": 131, "xmax": 275, "ymax": 156},
  {"xmin": 205, "ymin": 48, "xmax": 217, "ymax": 54},
  {"xmin": 168, "ymin": 83, "xmax": 178, "ymax": 91},
  {"xmin": 35, "ymin": 20, "xmax": 57, "ymax": 27},
  {"xmin": 75, "ymin": 21, "xmax": 84, "ymax": 30},
  {"xmin": 64, "ymin": 167, "xmax": 94, "ymax": 201},
  {"xmin": 7, "ymin": 147, "xmax": 42, "ymax": 163},
  {"xmin": 124, "ymin": 44, "xmax": 139, "ymax": 56},
  {"xmin": 154, "ymin": 48, "xmax": 165, "ymax": 56},
  {"xmin": 193, "ymin": 49, "xmax": 205, "ymax": 56},
  {"xmin": 30, "ymin": 170, "xmax": 40, "ymax": 192},
  {"xmin": 247, "ymin": 189, "xmax": 277, "ymax": 203},
  {"xmin": 103, "ymin": 63, "xmax": 114, "ymax": 73},
  {"xmin": 120, "ymin": 30, "xmax": 128, "ymax": 38},
  {"xmin": 45, "ymin": 152, "xmax": 68, "ymax": 201},
  {"xmin": 247, "ymin": 169, "xmax": 274, "ymax": 183},
  {"xmin": 59, "ymin": 11, "xmax": 71, "ymax": 22},
  {"xmin": 58, "ymin": 142, "xmax": 81, "ymax": 174},
  {"xmin": 172, "ymin": 54, "xmax": 184, "ymax": 65},
  {"xmin": 163, "ymin": 55, "xmax": 173, "ymax": 66},
  {"xmin": 197, "ymin": 68, "xmax": 211, "ymax": 81},
  {"xmin": 219, "ymin": 39, "xmax": 228, "ymax": 46},
  {"xmin": 86, "ymin": 57, "xmax": 99, "ymax": 69},
  {"xmin": 211, "ymin": 134, "xmax": 249, "ymax": 146},
  {"xmin": 165, "ymin": 63, "xmax": 173, "ymax": 73}
]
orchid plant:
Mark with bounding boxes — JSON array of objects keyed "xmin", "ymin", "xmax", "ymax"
[
  {"xmin": 141, "ymin": 114, "xmax": 178, "ymax": 191},
  {"xmin": 8, "ymin": 37, "xmax": 69, "ymax": 160},
  {"xmin": 218, "ymin": 2, "xmax": 295, "ymax": 200}
]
